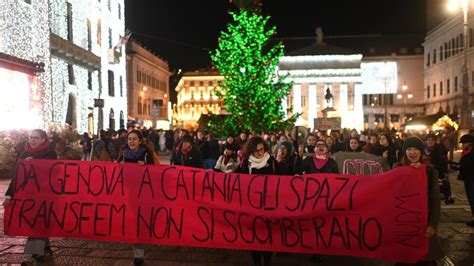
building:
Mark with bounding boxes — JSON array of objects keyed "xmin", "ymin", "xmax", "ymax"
[
  {"xmin": 424, "ymin": 3, "xmax": 474, "ymax": 125},
  {"xmin": 174, "ymin": 70, "xmax": 224, "ymax": 130},
  {"xmin": 0, "ymin": 0, "xmax": 127, "ymax": 134},
  {"xmin": 126, "ymin": 40, "xmax": 171, "ymax": 129},
  {"xmin": 280, "ymin": 33, "xmax": 426, "ymax": 131}
]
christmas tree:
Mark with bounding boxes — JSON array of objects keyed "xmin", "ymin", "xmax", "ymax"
[{"xmin": 209, "ymin": 10, "xmax": 298, "ymax": 136}]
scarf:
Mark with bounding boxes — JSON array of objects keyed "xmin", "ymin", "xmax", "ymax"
[
  {"xmin": 462, "ymin": 147, "xmax": 472, "ymax": 157},
  {"xmin": 24, "ymin": 141, "xmax": 51, "ymax": 158},
  {"xmin": 223, "ymin": 154, "xmax": 237, "ymax": 165},
  {"xmin": 123, "ymin": 146, "xmax": 147, "ymax": 162},
  {"xmin": 248, "ymin": 152, "xmax": 270, "ymax": 171},
  {"xmin": 313, "ymin": 155, "xmax": 328, "ymax": 170}
]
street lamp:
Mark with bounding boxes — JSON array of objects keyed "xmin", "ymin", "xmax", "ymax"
[
  {"xmin": 397, "ymin": 84, "xmax": 413, "ymax": 124},
  {"xmin": 450, "ymin": 0, "xmax": 472, "ymax": 134}
]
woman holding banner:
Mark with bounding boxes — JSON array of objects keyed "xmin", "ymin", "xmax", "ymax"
[
  {"xmin": 294, "ymin": 138, "xmax": 338, "ymax": 263},
  {"xmin": 395, "ymin": 136, "xmax": 442, "ymax": 265},
  {"xmin": 3, "ymin": 129, "xmax": 57, "ymax": 263},
  {"xmin": 117, "ymin": 130, "xmax": 155, "ymax": 266},
  {"xmin": 236, "ymin": 136, "xmax": 276, "ymax": 266}
]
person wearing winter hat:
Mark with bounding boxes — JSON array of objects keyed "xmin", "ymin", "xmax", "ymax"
[
  {"xmin": 395, "ymin": 136, "xmax": 442, "ymax": 265},
  {"xmin": 458, "ymin": 134, "xmax": 474, "ymax": 227}
]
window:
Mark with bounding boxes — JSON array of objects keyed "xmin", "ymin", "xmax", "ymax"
[
  {"xmin": 118, "ymin": 4, "xmax": 122, "ymax": 19},
  {"xmin": 433, "ymin": 83, "xmax": 436, "ymax": 97},
  {"xmin": 447, "ymin": 79, "xmax": 450, "ymax": 94},
  {"xmin": 97, "ymin": 19, "xmax": 102, "ymax": 46},
  {"xmin": 455, "ymin": 76, "xmax": 458, "ymax": 92},
  {"xmin": 440, "ymin": 81, "xmax": 443, "ymax": 96},
  {"xmin": 433, "ymin": 49, "xmax": 437, "ymax": 63},
  {"xmin": 470, "ymin": 29, "xmax": 474, "ymax": 47},
  {"xmin": 460, "ymin": 33, "xmax": 464, "ymax": 50},
  {"xmin": 119, "ymin": 76, "xmax": 123, "ymax": 97},
  {"xmin": 448, "ymin": 42, "xmax": 451, "ymax": 57},
  {"xmin": 88, "ymin": 71, "xmax": 92, "ymax": 90},
  {"xmin": 426, "ymin": 53, "xmax": 430, "ymax": 67},
  {"xmin": 137, "ymin": 68, "xmax": 141, "ymax": 83},
  {"xmin": 66, "ymin": 2, "xmax": 73, "ymax": 42},
  {"xmin": 445, "ymin": 43, "xmax": 448, "ymax": 58},
  {"xmin": 142, "ymin": 72, "xmax": 146, "ymax": 84},
  {"xmin": 87, "ymin": 19, "xmax": 92, "ymax": 51},
  {"xmin": 452, "ymin": 39, "xmax": 455, "ymax": 55},
  {"xmin": 427, "ymin": 85, "xmax": 430, "ymax": 99},
  {"xmin": 68, "ymin": 64, "xmax": 75, "ymax": 85},
  {"xmin": 440, "ymin": 46, "xmax": 443, "ymax": 61},
  {"xmin": 138, "ymin": 97, "xmax": 142, "ymax": 115},
  {"xmin": 107, "ymin": 0, "xmax": 111, "ymax": 11},
  {"xmin": 108, "ymin": 28, "xmax": 112, "ymax": 49},
  {"xmin": 108, "ymin": 70, "xmax": 114, "ymax": 96}
]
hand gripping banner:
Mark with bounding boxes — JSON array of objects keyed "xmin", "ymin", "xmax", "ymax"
[{"xmin": 4, "ymin": 160, "xmax": 429, "ymax": 263}]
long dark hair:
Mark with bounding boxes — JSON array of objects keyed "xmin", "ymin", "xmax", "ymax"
[{"xmin": 243, "ymin": 136, "xmax": 268, "ymax": 158}]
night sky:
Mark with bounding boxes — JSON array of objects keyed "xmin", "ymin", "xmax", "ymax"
[{"xmin": 125, "ymin": 0, "xmax": 426, "ymax": 72}]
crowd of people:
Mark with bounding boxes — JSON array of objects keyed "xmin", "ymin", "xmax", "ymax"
[{"xmin": 2, "ymin": 126, "xmax": 474, "ymax": 266}]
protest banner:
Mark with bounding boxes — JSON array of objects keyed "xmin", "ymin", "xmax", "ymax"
[
  {"xmin": 333, "ymin": 152, "xmax": 390, "ymax": 175},
  {"xmin": 4, "ymin": 159, "xmax": 428, "ymax": 263}
]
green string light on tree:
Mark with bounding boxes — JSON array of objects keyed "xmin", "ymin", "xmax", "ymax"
[{"xmin": 208, "ymin": 10, "xmax": 298, "ymax": 136}]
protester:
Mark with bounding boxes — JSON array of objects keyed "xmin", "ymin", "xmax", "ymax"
[
  {"xmin": 325, "ymin": 136, "xmax": 338, "ymax": 155},
  {"xmin": 206, "ymin": 133, "xmax": 220, "ymax": 169},
  {"xmin": 79, "ymin": 132, "xmax": 92, "ymax": 160},
  {"xmin": 170, "ymin": 129, "xmax": 188, "ymax": 164},
  {"xmin": 3, "ymin": 129, "xmax": 57, "ymax": 263},
  {"xmin": 424, "ymin": 134, "xmax": 454, "ymax": 204},
  {"xmin": 394, "ymin": 136, "xmax": 442, "ymax": 265},
  {"xmin": 376, "ymin": 133, "xmax": 397, "ymax": 168},
  {"xmin": 214, "ymin": 143, "xmax": 240, "ymax": 173},
  {"xmin": 458, "ymin": 134, "xmax": 474, "ymax": 227},
  {"xmin": 91, "ymin": 130, "xmax": 114, "ymax": 161},
  {"xmin": 117, "ymin": 130, "xmax": 154, "ymax": 266},
  {"xmin": 236, "ymin": 136, "xmax": 276, "ymax": 266},
  {"xmin": 275, "ymin": 141, "xmax": 295, "ymax": 175},
  {"xmin": 304, "ymin": 133, "xmax": 317, "ymax": 154},
  {"xmin": 363, "ymin": 133, "xmax": 379, "ymax": 155},
  {"xmin": 346, "ymin": 137, "xmax": 362, "ymax": 152},
  {"xmin": 171, "ymin": 136, "xmax": 204, "ymax": 168},
  {"xmin": 295, "ymin": 139, "xmax": 339, "ymax": 175}
]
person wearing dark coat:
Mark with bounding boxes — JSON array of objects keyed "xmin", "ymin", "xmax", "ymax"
[
  {"xmin": 205, "ymin": 133, "xmax": 220, "ymax": 169},
  {"xmin": 236, "ymin": 137, "xmax": 276, "ymax": 266},
  {"xmin": 295, "ymin": 139, "xmax": 339, "ymax": 175},
  {"xmin": 376, "ymin": 133, "xmax": 397, "ymax": 169},
  {"xmin": 394, "ymin": 136, "xmax": 442, "ymax": 265},
  {"xmin": 275, "ymin": 141, "xmax": 295, "ymax": 175},
  {"xmin": 117, "ymin": 130, "xmax": 154, "ymax": 266},
  {"xmin": 458, "ymin": 134, "xmax": 474, "ymax": 227},
  {"xmin": 3, "ymin": 129, "xmax": 57, "ymax": 263},
  {"xmin": 424, "ymin": 134, "xmax": 454, "ymax": 204},
  {"xmin": 172, "ymin": 136, "xmax": 204, "ymax": 169}
]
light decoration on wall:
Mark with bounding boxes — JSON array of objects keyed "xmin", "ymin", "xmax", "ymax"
[
  {"xmin": 0, "ymin": 0, "xmax": 51, "ymax": 128},
  {"xmin": 48, "ymin": 0, "xmax": 127, "ymax": 132}
]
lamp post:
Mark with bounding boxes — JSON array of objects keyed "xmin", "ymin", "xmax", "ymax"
[{"xmin": 397, "ymin": 84, "xmax": 413, "ymax": 124}]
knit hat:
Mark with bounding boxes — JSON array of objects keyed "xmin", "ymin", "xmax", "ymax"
[{"xmin": 402, "ymin": 136, "xmax": 424, "ymax": 155}]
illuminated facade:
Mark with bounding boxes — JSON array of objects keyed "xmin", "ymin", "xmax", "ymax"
[
  {"xmin": 126, "ymin": 40, "xmax": 171, "ymax": 129},
  {"xmin": 0, "ymin": 0, "xmax": 127, "ymax": 134},
  {"xmin": 174, "ymin": 70, "xmax": 224, "ymax": 130},
  {"xmin": 362, "ymin": 55, "xmax": 425, "ymax": 130},
  {"xmin": 424, "ymin": 7, "xmax": 474, "ymax": 120}
]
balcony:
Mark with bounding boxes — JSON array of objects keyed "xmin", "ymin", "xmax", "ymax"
[{"xmin": 50, "ymin": 33, "xmax": 100, "ymax": 71}]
